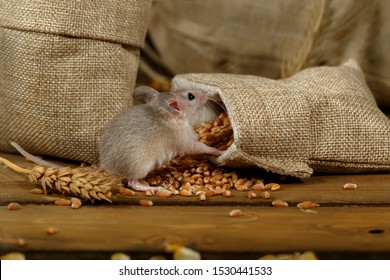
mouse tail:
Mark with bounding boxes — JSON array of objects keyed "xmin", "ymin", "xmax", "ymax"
[{"xmin": 10, "ymin": 142, "xmax": 64, "ymax": 169}]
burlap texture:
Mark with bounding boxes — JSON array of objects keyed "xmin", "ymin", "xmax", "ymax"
[
  {"xmin": 172, "ymin": 60, "xmax": 390, "ymax": 178},
  {"xmin": 148, "ymin": 0, "xmax": 390, "ymax": 108},
  {"xmin": 0, "ymin": 0, "xmax": 151, "ymax": 163}
]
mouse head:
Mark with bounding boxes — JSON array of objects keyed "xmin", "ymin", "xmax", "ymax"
[{"xmin": 157, "ymin": 89, "xmax": 208, "ymax": 119}]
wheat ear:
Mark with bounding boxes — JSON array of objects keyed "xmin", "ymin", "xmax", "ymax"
[{"xmin": 1, "ymin": 157, "xmax": 122, "ymax": 203}]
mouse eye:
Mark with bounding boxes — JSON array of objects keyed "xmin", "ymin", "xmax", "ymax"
[{"xmin": 187, "ymin": 92, "xmax": 195, "ymax": 100}]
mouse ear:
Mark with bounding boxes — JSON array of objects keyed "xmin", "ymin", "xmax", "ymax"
[
  {"xmin": 157, "ymin": 92, "xmax": 182, "ymax": 115},
  {"xmin": 133, "ymin": 86, "xmax": 160, "ymax": 104}
]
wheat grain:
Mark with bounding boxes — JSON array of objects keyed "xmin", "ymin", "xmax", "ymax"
[
  {"xmin": 252, "ymin": 184, "xmax": 266, "ymax": 191},
  {"xmin": 297, "ymin": 201, "xmax": 320, "ymax": 209},
  {"xmin": 16, "ymin": 238, "xmax": 27, "ymax": 247},
  {"xmin": 343, "ymin": 183, "xmax": 358, "ymax": 190},
  {"xmin": 259, "ymin": 191, "xmax": 271, "ymax": 199},
  {"xmin": 30, "ymin": 188, "xmax": 44, "ymax": 194},
  {"xmin": 7, "ymin": 202, "xmax": 21, "ymax": 210},
  {"xmin": 71, "ymin": 197, "xmax": 82, "ymax": 209},
  {"xmin": 46, "ymin": 227, "xmax": 58, "ymax": 235},
  {"xmin": 0, "ymin": 252, "xmax": 26, "ymax": 260},
  {"xmin": 139, "ymin": 199, "xmax": 153, "ymax": 206},
  {"xmin": 228, "ymin": 209, "xmax": 242, "ymax": 217},
  {"xmin": 111, "ymin": 252, "xmax": 131, "ymax": 260},
  {"xmin": 268, "ymin": 183, "xmax": 281, "ymax": 191},
  {"xmin": 272, "ymin": 200, "xmax": 289, "ymax": 207},
  {"xmin": 247, "ymin": 191, "xmax": 257, "ymax": 199},
  {"xmin": 54, "ymin": 198, "xmax": 71, "ymax": 206}
]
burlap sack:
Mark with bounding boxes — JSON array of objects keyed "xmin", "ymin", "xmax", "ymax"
[
  {"xmin": 172, "ymin": 60, "xmax": 390, "ymax": 179},
  {"xmin": 148, "ymin": 0, "xmax": 390, "ymax": 108},
  {"xmin": 0, "ymin": 0, "xmax": 151, "ymax": 163}
]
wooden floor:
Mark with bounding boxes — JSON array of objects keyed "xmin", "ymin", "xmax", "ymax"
[{"xmin": 1, "ymin": 152, "xmax": 389, "ymax": 260}]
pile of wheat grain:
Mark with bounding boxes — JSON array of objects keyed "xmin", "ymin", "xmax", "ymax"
[
  {"xmin": 193, "ymin": 112, "xmax": 234, "ymax": 151},
  {"xmin": 141, "ymin": 112, "xmax": 279, "ymax": 200},
  {"xmin": 144, "ymin": 156, "xmax": 273, "ymax": 200}
]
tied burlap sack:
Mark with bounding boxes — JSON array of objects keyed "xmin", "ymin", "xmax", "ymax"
[
  {"xmin": 172, "ymin": 60, "xmax": 390, "ymax": 179},
  {"xmin": 0, "ymin": 0, "xmax": 151, "ymax": 163},
  {"xmin": 148, "ymin": 0, "xmax": 390, "ymax": 108}
]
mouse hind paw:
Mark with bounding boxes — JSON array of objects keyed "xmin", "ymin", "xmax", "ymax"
[{"xmin": 129, "ymin": 179, "xmax": 164, "ymax": 194}]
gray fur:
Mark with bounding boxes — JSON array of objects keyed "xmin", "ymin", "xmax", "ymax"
[{"xmin": 99, "ymin": 89, "xmax": 222, "ymax": 182}]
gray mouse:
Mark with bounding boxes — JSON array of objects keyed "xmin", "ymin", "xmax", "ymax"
[{"xmin": 99, "ymin": 86, "xmax": 224, "ymax": 193}]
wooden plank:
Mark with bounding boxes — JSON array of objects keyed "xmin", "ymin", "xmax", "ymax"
[
  {"xmin": 1, "ymin": 152, "xmax": 390, "ymax": 259},
  {"xmin": 1, "ymin": 173, "xmax": 390, "ymax": 206},
  {"xmin": 0, "ymin": 205, "xmax": 389, "ymax": 258},
  {"xmin": 1, "ymin": 152, "xmax": 390, "ymax": 206}
]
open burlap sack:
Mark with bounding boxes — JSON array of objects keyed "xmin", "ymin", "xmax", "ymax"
[
  {"xmin": 0, "ymin": 0, "xmax": 151, "ymax": 163},
  {"xmin": 172, "ymin": 60, "xmax": 390, "ymax": 179},
  {"xmin": 148, "ymin": 0, "xmax": 390, "ymax": 108}
]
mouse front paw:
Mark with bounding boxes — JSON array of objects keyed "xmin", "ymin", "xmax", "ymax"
[{"xmin": 208, "ymin": 150, "xmax": 226, "ymax": 166}]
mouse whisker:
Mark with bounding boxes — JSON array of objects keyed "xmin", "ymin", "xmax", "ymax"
[{"xmin": 206, "ymin": 99, "xmax": 226, "ymax": 115}]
